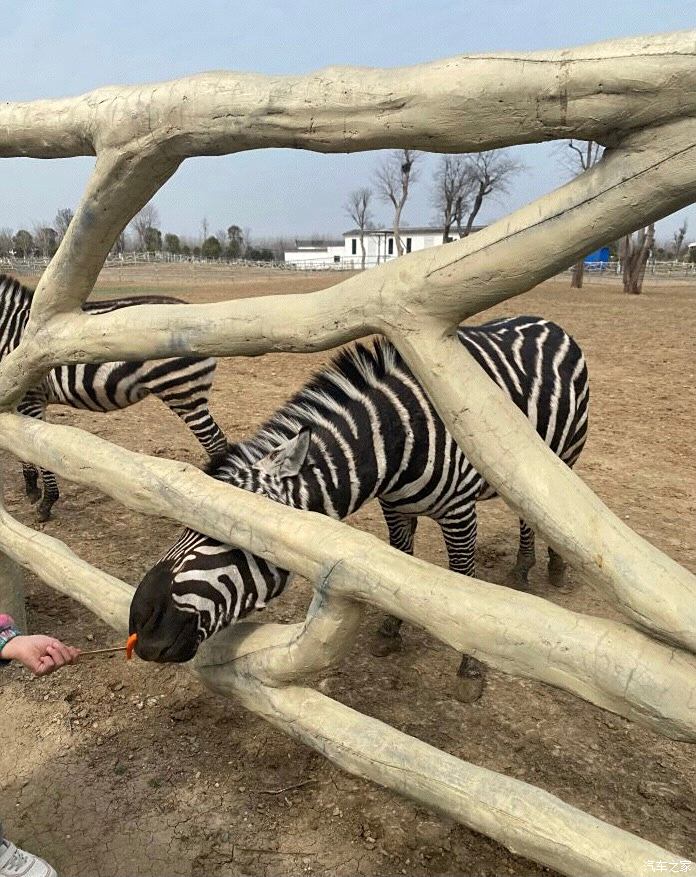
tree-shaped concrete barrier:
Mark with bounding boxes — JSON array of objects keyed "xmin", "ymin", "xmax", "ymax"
[{"xmin": 0, "ymin": 32, "xmax": 695, "ymax": 876}]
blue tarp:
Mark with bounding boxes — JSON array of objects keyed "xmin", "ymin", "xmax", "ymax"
[{"xmin": 584, "ymin": 247, "xmax": 611, "ymax": 263}]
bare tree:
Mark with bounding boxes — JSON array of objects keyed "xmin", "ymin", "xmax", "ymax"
[
  {"xmin": 130, "ymin": 203, "xmax": 160, "ymax": 251},
  {"xmin": 0, "ymin": 228, "xmax": 12, "ymax": 256},
  {"xmin": 54, "ymin": 207, "xmax": 74, "ymax": 243},
  {"xmin": 620, "ymin": 224, "xmax": 655, "ymax": 294},
  {"xmin": 32, "ymin": 223, "xmax": 58, "ymax": 258},
  {"xmin": 673, "ymin": 219, "xmax": 688, "ymax": 260},
  {"xmin": 374, "ymin": 149, "xmax": 419, "ymax": 256},
  {"xmin": 558, "ymin": 140, "xmax": 604, "ymax": 288},
  {"xmin": 252, "ymin": 236, "xmax": 291, "ymax": 261},
  {"xmin": 201, "ymin": 217, "xmax": 209, "ymax": 247},
  {"xmin": 344, "ymin": 188, "xmax": 374, "ymax": 269},
  {"xmin": 113, "ymin": 231, "xmax": 126, "ymax": 255},
  {"xmin": 458, "ymin": 150, "xmax": 524, "ymax": 239},
  {"xmin": 432, "ymin": 155, "xmax": 472, "ymax": 243},
  {"xmin": 215, "ymin": 228, "xmax": 228, "ymax": 256}
]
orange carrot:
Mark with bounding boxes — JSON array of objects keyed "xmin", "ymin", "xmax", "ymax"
[{"xmin": 126, "ymin": 633, "xmax": 138, "ymax": 660}]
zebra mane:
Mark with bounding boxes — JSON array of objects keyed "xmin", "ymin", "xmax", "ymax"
[
  {"xmin": 214, "ymin": 316, "xmax": 550, "ymax": 475},
  {"xmin": 220, "ymin": 338, "xmax": 404, "ymax": 468}
]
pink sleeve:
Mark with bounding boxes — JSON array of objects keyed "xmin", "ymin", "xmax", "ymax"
[{"xmin": 0, "ymin": 614, "xmax": 16, "ymax": 632}]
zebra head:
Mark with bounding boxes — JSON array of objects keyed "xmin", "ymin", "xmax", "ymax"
[{"xmin": 129, "ymin": 428, "xmax": 312, "ymax": 662}]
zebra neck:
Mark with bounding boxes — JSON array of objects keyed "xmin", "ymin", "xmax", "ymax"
[
  {"xmin": 225, "ymin": 339, "xmax": 433, "ymax": 522},
  {"xmin": 283, "ymin": 398, "xmax": 413, "ymax": 521}
]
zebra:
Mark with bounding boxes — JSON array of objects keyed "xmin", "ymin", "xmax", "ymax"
[
  {"xmin": 129, "ymin": 316, "xmax": 589, "ymax": 703},
  {"xmin": 0, "ymin": 273, "xmax": 228, "ymax": 521}
]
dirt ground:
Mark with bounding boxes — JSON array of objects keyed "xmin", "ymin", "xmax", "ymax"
[{"xmin": 1, "ymin": 265, "xmax": 695, "ymax": 877}]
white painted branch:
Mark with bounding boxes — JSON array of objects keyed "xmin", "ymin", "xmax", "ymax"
[
  {"xmin": 4, "ymin": 132, "xmax": 696, "ymax": 660},
  {"xmin": 28, "ymin": 149, "xmax": 182, "ymax": 320},
  {"xmin": 393, "ymin": 325, "xmax": 696, "ymax": 651},
  {"xmin": 0, "ymin": 501, "xmax": 131, "ymax": 634},
  {"xmin": 0, "ymin": 146, "xmax": 182, "ymax": 406},
  {"xmin": 3, "ymin": 120, "xmax": 694, "ymax": 362},
  {"xmin": 1, "ymin": 413, "xmax": 695, "ymax": 741},
  {"xmin": 2, "ymin": 115, "xmax": 695, "ymax": 423},
  {"xmin": 1, "ymin": 33, "xmax": 696, "ymax": 159},
  {"xmin": 0, "ymin": 491, "xmax": 687, "ymax": 877},
  {"xmin": 192, "ymin": 589, "xmax": 364, "ymax": 686},
  {"xmin": 202, "ymin": 676, "xmax": 685, "ymax": 877}
]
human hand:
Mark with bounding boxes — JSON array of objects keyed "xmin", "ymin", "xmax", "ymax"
[{"xmin": 0, "ymin": 634, "xmax": 81, "ymax": 675}]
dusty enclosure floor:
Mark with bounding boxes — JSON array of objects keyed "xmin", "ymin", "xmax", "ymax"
[{"xmin": 1, "ymin": 266, "xmax": 695, "ymax": 877}]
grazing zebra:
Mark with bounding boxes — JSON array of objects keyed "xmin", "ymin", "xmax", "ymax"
[
  {"xmin": 0, "ymin": 273, "xmax": 227, "ymax": 521},
  {"xmin": 130, "ymin": 316, "xmax": 589, "ymax": 703}
]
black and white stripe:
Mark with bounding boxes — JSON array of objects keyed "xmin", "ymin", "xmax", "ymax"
[
  {"xmin": 0, "ymin": 273, "xmax": 227, "ymax": 519},
  {"xmin": 146, "ymin": 316, "xmax": 589, "ymax": 645}
]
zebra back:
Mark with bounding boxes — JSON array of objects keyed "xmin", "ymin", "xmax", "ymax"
[
  {"xmin": 0, "ymin": 273, "xmax": 185, "ymax": 358},
  {"xmin": 212, "ymin": 316, "xmax": 588, "ymax": 518},
  {"xmin": 82, "ymin": 294, "xmax": 185, "ymax": 313},
  {"xmin": 148, "ymin": 315, "xmax": 589, "ymax": 642}
]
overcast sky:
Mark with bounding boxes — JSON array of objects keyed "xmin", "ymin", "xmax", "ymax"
[{"xmin": 2, "ymin": 1, "xmax": 695, "ymax": 244}]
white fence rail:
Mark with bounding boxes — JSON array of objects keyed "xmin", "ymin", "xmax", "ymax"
[
  {"xmin": 570, "ymin": 260, "xmax": 696, "ymax": 277},
  {"xmin": 4, "ymin": 252, "xmax": 696, "ymax": 279}
]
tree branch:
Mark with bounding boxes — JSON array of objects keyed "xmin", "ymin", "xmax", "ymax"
[
  {"xmin": 2, "ymin": 33, "xmax": 696, "ymax": 158},
  {"xmin": 0, "ymin": 479, "xmax": 688, "ymax": 875},
  {"xmin": 0, "ymin": 412, "xmax": 695, "ymax": 740}
]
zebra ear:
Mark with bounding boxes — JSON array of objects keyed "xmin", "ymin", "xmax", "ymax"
[{"xmin": 255, "ymin": 427, "xmax": 312, "ymax": 478}]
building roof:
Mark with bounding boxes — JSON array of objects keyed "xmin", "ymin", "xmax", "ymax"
[
  {"xmin": 293, "ymin": 238, "xmax": 343, "ymax": 249},
  {"xmin": 343, "ymin": 225, "xmax": 484, "ymax": 236}
]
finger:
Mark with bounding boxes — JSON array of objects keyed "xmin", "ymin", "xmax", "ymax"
[
  {"xmin": 67, "ymin": 646, "xmax": 81, "ymax": 662},
  {"xmin": 46, "ymin": 641, "xmax": 72, "ymax": 666},
  {"xmin": 35, "ymin": 654, "xmax": 57, "ymax": 676}
]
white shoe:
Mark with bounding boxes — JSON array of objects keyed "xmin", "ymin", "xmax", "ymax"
[{"xmin": 0, "ymin": 839, "xmax": 57, "ymax": 877}]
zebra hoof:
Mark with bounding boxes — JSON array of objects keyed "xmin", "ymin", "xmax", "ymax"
[
  {"xmin": 370, "ymin": 632, "xmax": 403, "ymax": 657},
  {"xmin": 36, "ymin": 504, "xmax": 53, "ymax": 523},
  {"xmin": 455, "ymin": 655, "xmax": 486, "ymax": 703},
  {"xmin": 26, "ymin": 487, "xmax": 41, "ymax": 504},
  {"xmin": 506, "ymin": 568, "xmax": 530, "ymax": 591},
  {"xmin": 548, "ymin": 562, "xmax": 571, "ymax": 591},
  {"xmin": 453, "ymin": 673, "xmax": 485, "ymax": 704}
]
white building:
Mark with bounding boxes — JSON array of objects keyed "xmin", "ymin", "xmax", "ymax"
[
  {"xmin": 284, "ymin": 226, "xmax": 483, "ymax": 269},
  {"xmin": 283, "ymin": 238, "xmax": 345, "ymax": 267}
]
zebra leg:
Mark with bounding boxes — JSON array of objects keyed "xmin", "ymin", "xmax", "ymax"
[
  {"xmin": 36, "ymin": 470, "xmax": 60, "ymax": 522},
  {"xmin": 22, "ymin": 463, "xmax": 41, "ymax": 504},
  {"xmin": 371, "ymin": 504, "xmax": 417, "ymax": 657},
  {"xmin": 17, "ymin": 389, "xmax": 59, "ymax": 519},
  {"xmin": 149, "ymin": 367, "xmax": 228, "ymax": 461},
  {"xmin": 548, "ymin": 546, "xmax": 568, "ymax": 589},
  {"xmin": 508, "ymin": 519, "xmax": 536, "ymax": 590},
  {"xmin": 439, "ymin": 505, "xmax": 487, "ymax": 704}
]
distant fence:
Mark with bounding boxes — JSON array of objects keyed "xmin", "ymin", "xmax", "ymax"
[
  {"xmin": 0, "ymin": 252, "xmax": 290, "ymax": 274},
  {"xmin": 570, "ymin": 260, "xmax": 696, "ymax": 277},
  {"xmin": 3, "ymin": 252, "xmax": 696, "ymax": 280}
]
